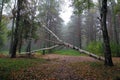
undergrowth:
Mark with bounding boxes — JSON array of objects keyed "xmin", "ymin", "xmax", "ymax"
[
  {"xmin": 0, "ymin": 58, "xmax": 46, "ymax": 80},
  {"xmin": 53, "ymin": 49, "xmax": 86, "ymax": 56}
]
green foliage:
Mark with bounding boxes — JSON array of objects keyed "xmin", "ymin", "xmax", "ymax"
[
  {"xmin": 4, "ymin": 0, "xmax": 10, "ymax": 3},
  {"xmin": 54, "ymin": 49, "xmax": 85, "ymax": 56},
  {"xmin": 110, "ymin": 42, "xmax": 120, "ymax": 56},
  {"xmin": 0, "ymin": 33, "xmax": 6, "ymax": 48},
  {"xmin": 114, "ymin": 4, "xmax": 120, "ymax": 14},
  {"xmin": 0, "ymin": 51, "xmax": 8, "ymax": 54},
  {"xmin": 86, "ymin": 41, "xmax": 104, "ymax": 56},
  {"xmin": 114, "ymin": 0, "xmax": 120, "ymax": 14},
  {"xmin": 72, "ymin": 0, "xmax": 94, "ymax": 14},
  {"xmin": 0, "ymin": 22, "xmax": 8, "ymax": 49},
  {"xmin": 86, "ymin": 41, "xmax": 120, "ymax": 57},
  {"xmin": 37, "ymin": 0, "xmax": 61, "ymax": 23},
  {"xmin": 0, "ymin": 58, "xmax": 46, "ymax": 80}
]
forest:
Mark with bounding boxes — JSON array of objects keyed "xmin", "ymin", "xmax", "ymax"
[{"xmin": 0, "ymin": 0, "xmax": 120, "ymax": 80}]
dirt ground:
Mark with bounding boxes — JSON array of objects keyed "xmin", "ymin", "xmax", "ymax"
[
  {"xmin": 12, "ymin": 54, "xmax": 100, "ymax": 80},
  {"xmin": 2, "ymin": 54, "xmax": 119, "ymax": 80},
  {"xmin": 41, "ymin": 54, "xmax": 98, "ymax": 63}
]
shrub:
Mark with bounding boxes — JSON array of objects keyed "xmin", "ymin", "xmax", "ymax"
[
  {"xmin": 110, "ymin": 42, "xmax": 120, "ymax": 57},
  {"xmin": 86, "ymin": 41, "xmax": 104, "ymax": 56},
  {"xmin": 86, "ymin": 41, "xmax": 120, "ymax": 57}
]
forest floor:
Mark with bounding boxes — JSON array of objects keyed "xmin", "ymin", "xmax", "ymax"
[
  {"xmin": 0, "ymin": 54, "xmax": 120, "ymax": 80},
  {"xmin": 41, "ymin": 54, "xmax": 98, "ymax": 62}
]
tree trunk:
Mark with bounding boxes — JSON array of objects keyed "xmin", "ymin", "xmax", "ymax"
[
  {"xmin": 0, "ymin": 0, "xmax": 4, "ymax": 35},
  {"xmin": 9, "ymin": 16, "xmax": 15, "ymax": 55},
  {"xmin": 101, "ymin": 0, "xmax": 114, "ymax": 66},
  {"xmin": 26, "ymin": 25, "xmax": 32, "ymax": 56},
  {"xmin": 0, "ymin": 0, "xmax": 4, "ymax": 24},
  {"xmin": 10, "ymin": 0, "xmax": 21, "ymax": 58},
  {"xmin": 18, "ymin": 36, "xmax": 23, "ymax": 53},
  {"xmin": 26, "ymin": 39, "xmax": 32, "ymax": 56},
  {"xmin": 9, "ymin": 0, "xmax": 17, "ymax": 55},
  {"xmin": 78, "ymin": 15, "xmax": 82, "ymax": 48},
  {"xmin": 18, "ymin": 24, "xmax": 24, "ymax": 53}
]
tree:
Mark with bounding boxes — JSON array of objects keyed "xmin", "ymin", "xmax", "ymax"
[
  {"xmin": 72, "ymin": 0, "xmax": 114, "ymax": 66},
  {"xmin": 0, "ymin": 0, "xmax": 10, "ymax": 25},
  {"xmin": 65, "ymin": 15, "xmax": 82, "ymax": 48},
  {"xmin": 0, "ymin": 16, "xmax": 8, "ymax": 49},
  {"xmin": 0, "ymin": 0, "xmax": 4, "ymax": 24},
  {"xmin": 84, "ymin": 10, "xmax": 97, "ymax": 45},
  {"xmin": 0, "ymin": 0, "xmax": 10, "ymax": 49},
  {"xmin": 10, "ymin": 0, "xmax": 22, "ymax": 58},
  {"xmin": 26, "ymin": 6, "xmax": 37, "ymax": 55},
  {"xmin": 9, "ymin": 0, "xmax": 39, "ymax": 56},
  {"xmin": 110, "ymin": 0, "xmax": 120, "ymax": 56},
  {"xmin": 72, "ymin": 0, "xmax": 95, "ymax": 47},
  {"xmin": 9, "ymin": 0, "xmax": 17, "ymax": 55},
  {"xmin": 101, "ymin": 0, "xmax": 113, "ymax": 66},
  {"xmin": 0, "ymin": 0, "xmax": 5, "ymax": 49}
]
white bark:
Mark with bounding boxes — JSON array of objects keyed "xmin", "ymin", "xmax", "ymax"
[
  {"xmin": 42, "ymin": 24, "xmax": 105, "ymax": 61},
  {"xmin": 22, "ymin": 45, "xmax": 59, "ymax": 54}
]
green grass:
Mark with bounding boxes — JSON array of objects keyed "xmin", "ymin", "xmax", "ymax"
[
  {"xmin": 0, "ymin": 51, "xmax": 9, "ymax": 54},
  {"xmin": 0, "ymin": 58, "xmax": 46, "ymax": 80},
  {"xmin": 54, "ymin": 49, "xmax": 86, "ymax": 56}
]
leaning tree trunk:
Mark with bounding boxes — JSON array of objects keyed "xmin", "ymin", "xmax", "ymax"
[
  {"xmin": 101, "ymin": 0, "xmax": 114, "ymax": 66},
  {"xmin": 41, "ymin": 23, "xmax": 105, "ymax": 61}
]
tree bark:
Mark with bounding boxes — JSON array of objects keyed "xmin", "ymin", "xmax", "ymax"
[
  {"xmin": 78, "ymin": 15, "xmax": 82, "ymax": 48},
  {"xmin": 9, "ymin": 0, "xmax": 17, "ymax": 55},
  {"xmin": 26, "ymin": 38, "xmax": 32, "ymax": 56},
  {"xmin": 0, "ymin": 0, "xmax": 4, "ymax": 24},
  {"xmin": 10, "ymin": 0, "xmax": 22, "ymax": 58},
  {"xmin": 101, "ymin": 0, "xmax": 114, "ymax": 66},
  {"xmin": 9, "ymin": 16, "xmax": 15, "ymax": 55},
  {"xmin": 26, "ymin": 24, "xmax": 32, "ymax": 56}
]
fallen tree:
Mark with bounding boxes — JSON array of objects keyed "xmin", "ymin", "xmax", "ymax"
[
  {"xmin": 42, "ymin": 24, "xmax": 105, "ymax": 61},
  {"xmin": 22, "ymin": 21, "xmax": 104, "ymax": 61},
  {"xmin": 21, "ymin": 18, "xmax": 104, "ymax": 61},
  {"xmin": 21, "ymin": 45, "xmax": 59, "ymax": 54}
]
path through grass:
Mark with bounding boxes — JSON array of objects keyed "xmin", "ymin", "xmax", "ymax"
[{"xmin": 0, "ymin": 54, "xmax": 120, "ymax": 80}]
